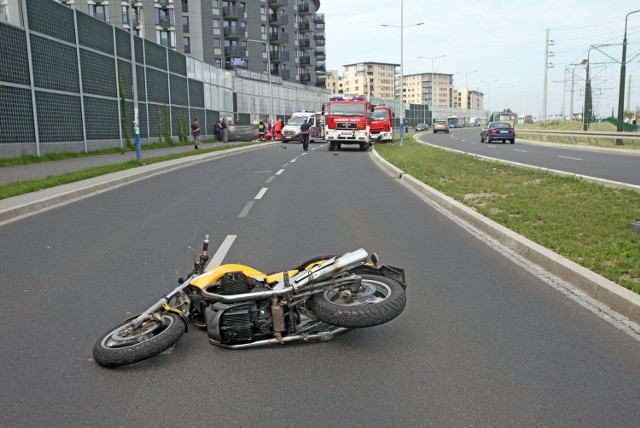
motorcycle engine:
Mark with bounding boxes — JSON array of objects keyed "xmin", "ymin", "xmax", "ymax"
[{"xmin": 205, "ymin": 297, "xmax": 273, "ymax": 344}]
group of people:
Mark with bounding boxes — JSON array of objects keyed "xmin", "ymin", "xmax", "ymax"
[
  {"xmin": 257, "ymin": 118, "xmax": 284, "ymax": 141},
  {"xmin": 191, "ymin": 117, "xmax": 228, "ymax": 149},
  {"xmin": 192, "ymin": 115, "xmax": 309, "ymax": 151}
]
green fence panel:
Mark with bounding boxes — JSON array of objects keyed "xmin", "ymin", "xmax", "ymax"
[
  {"xmin": 144, "ymin": 39, "xmax": 167, "ymax": 70},
  {"xmin": 80, "ymin": 49, "xmax": 116, "ymax": 97},
  {"xmin": 26, "ymin": 0, "xmax": 75, "ymax": 44},
  {"xmin": 0, "ymin": 25, "xmax": 30, "ymax": 86},
  {"xmin": 35, "ymin": 91, "xmax": 83, "ymax": 143},
  {"xmin": 84, "ymin": 96, "xmax": 119, "ymax": 140},
  {"xmin": 170, "ymin": 74, "xmax": 188, "ymax": 106},
  {"xmin": 146, "ymin": 68, "xmax": 169, "ymax": 104},
  {"xmin": 76, "ymin": 12, "xmax": 114, "ymax": 55},
  {"xmin": 30, "ymin": 34, "xmax": 79, "ymax": 93},
  {"xmin": 189, "ymin": 79, "xmax": 204, "ymax": 108},
  {"xmin": 0, "ymin": 86, "xmax": 35, "ymax": 144}
]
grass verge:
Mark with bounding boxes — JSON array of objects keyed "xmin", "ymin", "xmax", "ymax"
[{"xmin": 375, "ymin": 138, "xmax": 640, "ymax": 294}]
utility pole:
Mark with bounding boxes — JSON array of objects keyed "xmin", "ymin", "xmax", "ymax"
[
  {"xmin": 129, "ymin": 0, "xmax": 141, "ymax": 163},
  {"xmin": 617, "ymin": 10, "xmax": 640, "ymax": 139}
]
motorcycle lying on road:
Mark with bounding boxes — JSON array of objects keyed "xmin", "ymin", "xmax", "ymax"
[{"xmin": 93, "ymin": 235, "xmax": 407, "ymax": 367}]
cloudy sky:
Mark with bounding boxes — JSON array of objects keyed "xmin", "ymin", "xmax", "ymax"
[{"xmin": 319, "ymin": 0, "xmax": 640, "ymax": 119}]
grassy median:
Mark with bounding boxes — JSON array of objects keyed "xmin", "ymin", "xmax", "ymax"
[{"xmin": 375, "ymin": 137, "xmax": 640, "ymax": 294}]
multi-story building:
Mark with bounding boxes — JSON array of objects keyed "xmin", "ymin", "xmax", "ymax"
[
  {"xmin": 454, "ymin": 87, "xmax": 484, "ymax": 110},
  {"xmin": 325, "ymin": 69, "xmax": 343, "ymax": 94},
  {"xmin": 403, "ymin": 72, "xmax": 455, "ymax": 108},
  {"xmin": 339, "ymin": 62, "xmax": 399, "ymax": 99},
  {"xmin": 52, "ymin": 0, "xmax": 326, "ymax": 87}
]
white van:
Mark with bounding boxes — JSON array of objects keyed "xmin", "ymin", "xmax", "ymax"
[
  {"xmin": 469, "ymin": 117, "xmax": 481, "ymax": 127},
  {"xmin": 281, "ymin": 111, "xmax": 325, "ymax": 143}
]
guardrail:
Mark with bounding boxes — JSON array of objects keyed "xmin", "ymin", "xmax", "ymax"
[{"xmin": 516, "ymin": 130, "xmax": 640, "ymax": 150}]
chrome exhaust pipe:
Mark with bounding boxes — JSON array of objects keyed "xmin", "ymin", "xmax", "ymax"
[{"xmin": 208, "ymin": 327, "xmax": 350, "ymax": 349}]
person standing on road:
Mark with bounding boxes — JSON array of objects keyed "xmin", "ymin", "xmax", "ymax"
[
  {"xmin": 191, "ymin": 116, "xmax": 201, "ymax": 149},
  {"xmin": 214, "ymin": 119, "xmax": 222, "ymax": 141},
  {"xmin": 221, "ymin": 117, "xmax": 228, "ymax": 143},
  {"xmin": 300, "ymin": 120, "xmax": 311, "ymax": 151},
  {"xmin": 274, "ymin": 118, "xmax": 283, "ymax": 141},
  {"xmin": 258, "ymin": 118, "xmax": 266, "ymax": 141}
]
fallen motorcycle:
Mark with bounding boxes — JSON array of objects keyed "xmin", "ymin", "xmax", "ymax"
[{"xmin": 92, "ymin": 235, "xmax": 407, "ymax": 367}]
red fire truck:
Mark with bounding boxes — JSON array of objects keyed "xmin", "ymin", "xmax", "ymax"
[
  {"xmin": 324, "ymin": 94, "xmax": 374, "ymax": 151},
  {"xmin": 370, "ymin": 105, "xmax": 394, "ymax": 143}
]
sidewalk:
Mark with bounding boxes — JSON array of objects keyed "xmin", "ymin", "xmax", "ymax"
[{"xmin": 0, "ymin": 141, "xmax": 229, "ymax": 186}]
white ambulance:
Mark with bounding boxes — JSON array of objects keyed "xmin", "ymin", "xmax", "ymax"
[{"xmin": 281, "ymin": 111, "xmax": 325, "ymax": 143}]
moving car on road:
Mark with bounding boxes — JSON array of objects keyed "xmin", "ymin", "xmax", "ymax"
[
  {"xmin": 433, "ymin": 120, "xmax": 449, "ymax": 133},
  {"xmin": 480, "ymin": 121, "xmax": 516, "ymax": 144},
  {"xmin": 415, "ymin": 123, "xmax": 429, "ymax": 131}
]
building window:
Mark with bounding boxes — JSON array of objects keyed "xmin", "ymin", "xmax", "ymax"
[
  {"xmin": 89, "ymin": 4, "xmax": 108, "ymax": 22},
  {"xmin": 182, "ymin": 0, "xmax": 188, "ymax": 13},
  {"xmin": 212, "ymin": 18, "xmax": 220, "ymax": 29},
  {"xmin": 156, "ymin": 30, "xmax": 175, "ymax": 48},
  {"xmin": 183, "ymin": 36, "xmax": 190, "ymax": 53},
  {"xmin": 213, "ymin": 38, "xmax": 221, "ymax": 49},
  {"xmin": 156, "ymin": 8, "xmax": 174, "ymax": 26},
  {"xmin": 183, "ymin": 16, "xmax": 189, "ymax": 32},
  {"xmin": 214, "ymin": 58, "xmax": 222, "ymax": 68}
]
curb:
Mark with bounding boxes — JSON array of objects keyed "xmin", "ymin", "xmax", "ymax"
[
  {"xmin": 0, "ymin": 144, "xmax": 266, "ymax": 226},
  {"xmin": 370, "ymin": 148, "xmax": 640, "ymax": 325}
]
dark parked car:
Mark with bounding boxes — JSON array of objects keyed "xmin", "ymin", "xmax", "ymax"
[
  {"xmin": 415, "ymin": 123, "xmax": 429, "ymax": 131},
  {"xmin": 480, "ymin": 121, "xmax": 515, "ymax": 144}
]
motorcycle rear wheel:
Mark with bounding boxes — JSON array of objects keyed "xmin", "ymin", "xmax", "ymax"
[
  {"xmin": 92, "ymin": 312, "xmax": 185, "ymax": 368},
  {"xmin": 307, "ymin": 274, "xmax": 406, "ymax": 328}
]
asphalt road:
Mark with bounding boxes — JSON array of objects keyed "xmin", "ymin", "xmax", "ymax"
[
  {"xmin": 420, "ymin": 129, "xmax": 640, "ymax": 187},
  {"xmin": 0, "ymin": 143, "xmax": 639, "ymax": 426}
]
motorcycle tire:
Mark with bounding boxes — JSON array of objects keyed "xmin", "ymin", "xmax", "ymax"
[
  {"xmin": 92, "ymin": 312, "xmax": 185, "ymax": 368},
  {"xmin": 307, "ymin": 274, "xmax": 406, "ymax": 328}
]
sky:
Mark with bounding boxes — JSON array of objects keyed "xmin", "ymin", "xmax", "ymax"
[{"xmin": 319, "ymin": 0, "xmax": 640, "ymax": 119}]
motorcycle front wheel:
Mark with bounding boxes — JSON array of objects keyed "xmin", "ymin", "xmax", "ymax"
[
  {"xmin": 92, "ymin": 312, "xmax": 185, "ymax": 368},
  {"xmin": 307, "ymin": 274, "xmax": 406, "ymax": 328}
]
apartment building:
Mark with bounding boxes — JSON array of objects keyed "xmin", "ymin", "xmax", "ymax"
[
  {"xmin": 403, "ymin": 72, "xmax": 455, "ymax": 108},
  {"xmin": 338, "ymin": 62, "xmax": 399, "ymax": 99},
  {"xmin": 51, "ymin": 0, "xmax": 326, "ymax": 87},
  {"xmin": 455, "ymin": 87, "xmax": 484, "ymax": 110}
]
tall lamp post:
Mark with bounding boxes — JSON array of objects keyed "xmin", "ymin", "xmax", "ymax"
[
  {"xmin": 248, "ymin": 38, "xmax": 274, "ymax": 122},
  {"xmin": 381, "ymin": 0, "xmax": 423, "ymax": 147},
  {"xmin": 617, "ymin": 9, "xmax": 640, "ymax": 139},
  {"xmin": 455, "ymin": 69, "xmax": 477, "ymax": 124},
  {"xmin": 129, "ymin": 0, "xmax": 141, "ymax": 164},
  {"xmin": 480, "ymin": 79, "xmax": 498, "ymax": 122},
  {"xmin": 418, "ymin": 55, "xmax": 447, "ymax": 126}
]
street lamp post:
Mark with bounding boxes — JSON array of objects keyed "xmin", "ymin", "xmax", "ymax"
[
  {"xmin": 418, "ymin": 55, "xmax": 447, "ymax": 126},
  {"xmin": 455, "ymin": 69, "xmax": 477, "ymax": 125},
  {"xmin": 129, "ymin": 0, "xmax": 141, "ymax": 164},
  {"xmin": 480, "ymin": 79, "xmax": 498, "ymax": 122},
  {"xmin": 248, "ymin": 38, "xmax": 273, "ymax": 122},
  {"xmin": 617, "ymin": 10, "xmax": 640, "ymax": 139},
  {"xmin": 381, "ymin": 0, "xmax": 423, "ymax": 147}
]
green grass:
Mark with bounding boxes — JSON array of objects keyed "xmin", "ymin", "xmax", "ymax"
[
  {"xmin": 376, "ymin": 138, "xmax": 640, "ymax": 294},
  {"xmin": 0, "ymin": 142, "xmax": 255, "ymax": 200}
]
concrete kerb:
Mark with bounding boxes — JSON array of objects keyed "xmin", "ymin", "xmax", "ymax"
[
  {"xmin": 0, "ymin": 144, "xmax": 268, "ymax": 226},
  {"xmin": 369, "ymin": 147, "xmax": 640, "ymax": 325}
]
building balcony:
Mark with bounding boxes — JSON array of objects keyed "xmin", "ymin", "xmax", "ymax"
[
  {"xmin": 223, "ymin": 26, "xmax": 246, "ymax": 39},
  {"xmin": 298, "ymin": 3, "xmax": 316, "ymax": 15},
  {"xmin": 222, "ymin": 5, "xmax": 245, "ymax": 19},
  {"xmin": 271, "ymin": 50, "xmax": 290, "ymax": 62},
  {"xmin": 300, "ymin": 73, "xmax": 313, "ymax": 83},
  {"xmin": 269, "ymin": 13, "xmax": 289, "ymax": 26},
  {"xmin": 275, "ymin": 69, "xmax": 291, "ymax": 80},
  {"xmin": 224, "ymin": 46, "xmax": 247, "ymax": 57},
  {"xmin": 299, "ymin": 38, "xmax": 313, "ymax": 49},
  {"xmin": 157, "ymin": 17, "xmax": 174, "ymax": 28},
  {"xmin": 299, "ymin": 20, "xmax": 313, "ymax": 32},
  {"xmin": 314, "ymin": 38, "xmax": 325, "ymax": 47},
  {"xmin": 269, "ymin": 32, "xmax": 289, "ymax": 45},
  {"xmin": 313, "ymin": 31, "xmax": 324, "ymax": 42},
  {"xmin": 314, "ymin": 51, "xmax": 325, "ymax": 62},
  {"xmin": 313, "ymin": 13, "xmax": 324, "ymax": 23},
  {"xmin": 268, "ymin": 0, "xmax": 289, "ymax": 8},
  {"xmin": 300, "ymin": 55, "xmax": 313, "ymax": 66},
  {"xmin": 315, "ymin": 22, "xmax": 325, "ymax": 31},
  {"xmin": 315, "ymin": 63, "xmax": 326, "ymax": 74}
]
